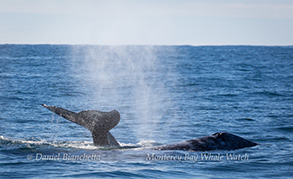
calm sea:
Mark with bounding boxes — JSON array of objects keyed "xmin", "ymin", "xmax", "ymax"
[{"xmin": 0, "ymin": 45, "xmax": 292, "ymax": 178}]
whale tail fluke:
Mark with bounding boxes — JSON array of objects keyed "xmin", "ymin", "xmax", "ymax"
[
  {"xmin": 41, "ymin": 104, "xmax": 79, "ymax": 125},
  {"xmin": 42, "ymin": 104, "xmax": 120, "ymax": 146}
]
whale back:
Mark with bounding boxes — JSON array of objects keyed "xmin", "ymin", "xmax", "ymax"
[
  {"xmin": 210, "ymin": 132, "xmax": 257, "ymax": 150},
  {"xmin": 155, "ymin": 132, "xmax": 257, "ymax": 151}
]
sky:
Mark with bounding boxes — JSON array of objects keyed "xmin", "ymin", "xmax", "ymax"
[{"xmin": 0, "ymin": 0, "xmax": 293, "ymax": 45}]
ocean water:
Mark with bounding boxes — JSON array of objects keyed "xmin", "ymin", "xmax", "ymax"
[{"xmin": 0, "ymin": 45, "xmax": 292, "ymax": 178}]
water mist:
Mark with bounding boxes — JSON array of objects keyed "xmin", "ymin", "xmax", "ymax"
[{"xmin": 70, "ymin": 46, "xmax": 175, "ymax": 142}]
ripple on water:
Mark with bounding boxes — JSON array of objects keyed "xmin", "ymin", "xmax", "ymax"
[{"xmin": 275, "ymin": 126, "xmax": 293, "ymax": 133}]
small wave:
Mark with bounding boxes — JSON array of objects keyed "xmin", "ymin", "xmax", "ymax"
[
  {"xmin": 50, "ymin": 141, "xmax": 100, "ymax": 150},
  {"xmin": 218, "ymin": 93, "xmax": 238, "ymax": 97},
  {"xmin": 264, "ymin": 136, "xmax": 290, "ymax": 142},
  {"xmin": 276, "ymin": 126, "xmax": 293, "ymax": 133},
  {"xmin": 0, "ymin": 136, "xmax": 157, "ymax": 150},
  {"xmin": 251, "ymin": 91, "xmax": 285, "ymax": 97},
  {"xmin": 180, "ymin": 83, "xmax": 199, "ymax": 87},
  {"xmin": 0, "ymin": 136, "xmax": 103, "ymax": 150},
  {"xmin": 236, "ymin": 118, "xmax": 255, "ymax": 121},
  {"xmin": 0, "ymin": 135, "xmax": 53, "ymax": 147},
  {"xmin": 0, "ymin": 135, "xmax": 10, "ymax": 142},
  {"xmin": 119, "ymin": 140, "xmax": 157, "ymax": 150},
  {"xmin": 137, "ymin": 140, "xmax": 157, "ymax": 147}
]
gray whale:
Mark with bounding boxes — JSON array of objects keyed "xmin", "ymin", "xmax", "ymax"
[
  {"xmin": 42, "ymin": 104, "xmax": 120, "ymax": 146},
  {"xmin": 154, "ymin": 132, "xmax": 257, "ymax": 151},
  {"xmin": 42, "ymin": 105, "xmax": 257, "ymax": 151}
]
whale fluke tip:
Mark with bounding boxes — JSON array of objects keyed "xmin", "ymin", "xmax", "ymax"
[{"xmin": 41, "ymin": 104, "xmax": 47, "ymax": 107}]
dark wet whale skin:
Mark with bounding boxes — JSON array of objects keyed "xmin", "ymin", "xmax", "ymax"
[{"xmin": 154, "ymin": 132, "xmax": 258, "ymax": 151}]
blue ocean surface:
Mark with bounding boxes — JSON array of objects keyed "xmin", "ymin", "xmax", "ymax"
[{"xmin": 0, "ymin": 45, "xmax": 292, "ymax": 178}]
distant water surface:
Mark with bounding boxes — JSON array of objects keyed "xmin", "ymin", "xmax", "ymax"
[{"xmin": 0, "ymin": 45, "xmax": 292, "ymax": 178}]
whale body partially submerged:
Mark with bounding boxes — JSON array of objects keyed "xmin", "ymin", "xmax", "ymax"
[
  {"xmin": 42, "ymin": 105, "xmax": 257, "ymax": 151},
  {"xmin": 154, "ymin": 132, "xmax": 257, "ymax": 151}
]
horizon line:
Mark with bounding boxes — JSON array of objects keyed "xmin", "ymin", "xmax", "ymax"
[{"xmin": 0, "ymin": 43, "xmax": 292, "ymax": 47}]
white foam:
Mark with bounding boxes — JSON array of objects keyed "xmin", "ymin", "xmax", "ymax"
[
  {"xmin": 0, "ymin": 135, "xmax": 9, "ymax": 141},
  {"xmin": 0, "ymin": 136, "xmax": 157, "ymax": 150}
]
